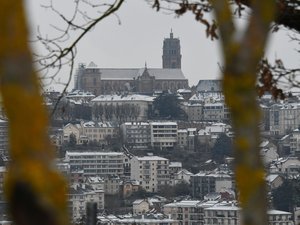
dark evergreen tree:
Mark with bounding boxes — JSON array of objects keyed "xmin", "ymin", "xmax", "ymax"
[
  {"xmin": 272, "ymin": 177, "xmax": 300, "ymax": 212},
  {"xmin": 151, "ymin": 92, "xmax": 187, "ymax": 120},
  {"xmin": 68, "ymin": 133, "xmax": 77, "ymax": 147},
  {"xmin": 211, "ymin": 133, "xmax": 233, "ymax": 163}
]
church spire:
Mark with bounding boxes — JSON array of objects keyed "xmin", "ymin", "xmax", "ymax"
[{"xmin": 170, "ymin": 28, "xmax": 173, "ymax": 39}]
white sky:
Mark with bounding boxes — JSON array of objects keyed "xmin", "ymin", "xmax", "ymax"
[{"xmin": 26, "ymin": 0, "xmax": 300, "ymax": 91}]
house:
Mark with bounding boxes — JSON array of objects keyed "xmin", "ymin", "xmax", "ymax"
[
  {"xmin": 63, "ymin": 123, "xmax": 82, "ymax": 144},
  {"xmin": 173, "ymin": 169, "xmax": 193, "ymax": 186},
  {"xmin": 103, "ymin": 175, "xmax": 121, "ymax": 195},
  {"xmin": 266, "ymin": 174, "xmax": 284, "ymax": 190},
  {"xmin": 120, "ymin": 180, "xmax": 140, "ymax": 198},
  {"xmin": 133, "ymin": 199, "xmax": 151, "ymax": 215},
  {"xmin": 260, "ymin": 140, "xmax": 279, "ymax": 164}
]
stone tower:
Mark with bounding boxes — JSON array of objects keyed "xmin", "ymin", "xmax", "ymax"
[{"xmin": 162, "ymin": 30, "xmax": 182, "ymax": 69}]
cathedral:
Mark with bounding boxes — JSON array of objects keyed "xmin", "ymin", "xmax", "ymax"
[{"xmin": 74, "ymin": 31, "xmax": 189, "ymax": 95}]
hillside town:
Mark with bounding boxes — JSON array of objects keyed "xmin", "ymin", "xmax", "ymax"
[{"xmin": 0, "ymin": 31, "xmax": 299, "ymax": 225}]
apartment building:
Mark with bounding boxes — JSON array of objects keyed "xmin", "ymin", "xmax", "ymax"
[
  {"xmin": 204, "ymin": 205, "xmax": 293, "ymax": 225},
  {"xmin": 203, "ymin": 103, "xmax": 225, "ymax": 122},
  {"xmin": 163, "ymin": 200, "xmax": 204, "ymax": 225},
  {"xmin": 0, "ymin": 120, "xmax": 8, "ymax": 156},
  {"xmin": 63, "ymin": 121, "xmax": 118, "ymax": 145},
  {"xmin": 185, "ymin": 103, "xmax": 203, "ymax": 121},
  {"xmin": 68, "ymin": 184, "xmax": 104, "ymax": 221},
  {"xmin": 82, "ymin": 121, "xmax": 118, "ymax": 144},
  {"xmin": 269, "ymin": 103, "xmax": 300, "ymax": 136},
  {"xmin": 120, "ymin": 122, "xmax": 151, "ymax": 150},
  {"xmin": 150, "ymin": 122, "xmax": 178, "ymax": 149},
  {"xmin": 204, "ymin": 204, "xmax": 240, "ymax": 225},
  {"xmin": 65, "ymin": 151, "xmax": 124, "ymax": 177},
  {"xmin": 289, "ymin": 128, "xmax": 300, "ymax": 155},
  {"xmin": 130, "ymin": 156, "xmax": 170, "ymax": 192},
  {"xmin": 163, "ymin": 200, "xmax": 227, "ymax": 225},
  {"xmin": 97, "ymin": 214, "xmax": 179, "ymax": 225},
  {"xmin": 191, "ymin": 171, "xmax": 233, "ymax": 199},
  {"xmin": 164, "ymin": 200, "xmax": 294, "ymax": 225},
  {"xmin": 268, "ymin": 210, "xmax": 294, "ymax": 225},
  {"xmin": 0, "ymin": 167, "xmax": 6, "ymax": 201}
]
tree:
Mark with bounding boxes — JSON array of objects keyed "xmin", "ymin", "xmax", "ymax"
[
  {"xmin": 272, "ymin": 177, "xmax": 300, "ymax": 212},
  {"xmin": 68, "ymin": 133, "xmax": 77, "ymax": 147},
  {"xmin": 1, "ymin": 2, "xmax": 68, "ymax": 225},
  {"xmin": 211, "ymin": 133, "xmax": 233, "ymax": 163},
  {"xmin": 151, "ymin": 92, "xmax": 187, "ymax": 120}
]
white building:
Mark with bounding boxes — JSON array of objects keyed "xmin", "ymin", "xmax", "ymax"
[
  {"xmin": 289, "ymin": 128, "xmax": 300, "ymax": 155},
  {"xmin": 0, "ymin": 120, "xmax": 8, "ymax": 156},
  {"xmin": 267, "ymin": 210, "xmax": 294, "ymax": 225},
  {"xmin": 65, "ymin": 151, "xmax": 124, "ymax": 177},
  {"xmin": 91, "ymin": 94, "xmax": 155, "ymax": 121},
  {"xmin": 97, "ymin": 214, "xmax": 179, "ymax": 225},
  {"xmin": 204, "ymin": 204, "xmax": 240, "ymax": 225},
  {"xmin": 173, "ymin": 169, "xmax": 194, "ymax": 185},
  {"xmin": 150, "ymin": 122, "xmax": 178, "ymax": 149},
  {"xmin": 204, "ymin": 205, "xmax": 294, "ymax": 225},
  {"xmin": 130, "ymin": 156, "xmax": 170, "ymax": 192},
  {"xmin": 260, "ymin": 140, "xmax": 279, "ymax": 165},
  {"xmin": 132, "ymin": 199, "xmax": 151, "ymax": 215}
]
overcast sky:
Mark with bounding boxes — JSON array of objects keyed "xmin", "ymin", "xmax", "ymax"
[{"xmin": 26, "ymin": 0, "xmax": 300, "ymax": 91}]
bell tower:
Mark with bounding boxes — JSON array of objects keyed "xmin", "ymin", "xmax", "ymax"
[{"xmin": 162, "ymin": 29, "xmax": 182, "ymax": 68}]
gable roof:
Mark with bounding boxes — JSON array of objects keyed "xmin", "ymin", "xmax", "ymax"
[{"xmin": 83, "ymin": 67, "xmax": 187, "ymax": 80}]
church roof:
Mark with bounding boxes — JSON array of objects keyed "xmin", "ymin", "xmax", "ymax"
[{"xmin": 83, "ymin": 67, "xmax": 187, "ymax": 80}]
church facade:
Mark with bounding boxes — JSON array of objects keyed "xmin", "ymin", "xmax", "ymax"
[{"xmin": 74, "ymin": 31, "xmax": 189, "ymax": 95}]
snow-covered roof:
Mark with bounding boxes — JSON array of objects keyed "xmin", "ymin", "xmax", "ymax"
[
  {"xmin": 169, "ymin": 162, "xmax": 182, "ymax": 168},
  {"xmin": 268, "ymin": 210, "xmax": 292, "ymax": 215},
  {"xmin": 136, "ymin": 156, "xmax": 168, "ymax": 161},
  {"xmin": 164, "ymin": 200, "xmax": 201, "ymax": 208},
  {"xmin": 66, "ymin": 151, "xmax": 124, "ymax": 156},
  {"xmin": 177, "ymin": 89, "xmax": 191, "ymax": 93},
  {"xmin": 123, "ymin": 122, "xmax": 150, "ymax": 126},
  {"xmin": 83, "ymin": 121, "xmax": 117, "ymax": 128},
  {"xmin": 82, "ymin": 65, "xmax": 187, "ymax": 80},
  {"xmin": 193, "ymin": 171, "xmax": 231, "ymax": 178},
  {"xmin": 266, "ymin": 174, "xmax": 280, "ymax": 183},
  {"xmin": 150, "ymin": 121, "xmax": 177, "ymax": 126},
  {"xmin": 176, "ymin": 169, "xmax": 193, "ymax": 176},
  {"xmin": 91, "ymin": 94, "xmax": 155, "ymax": 102}
]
